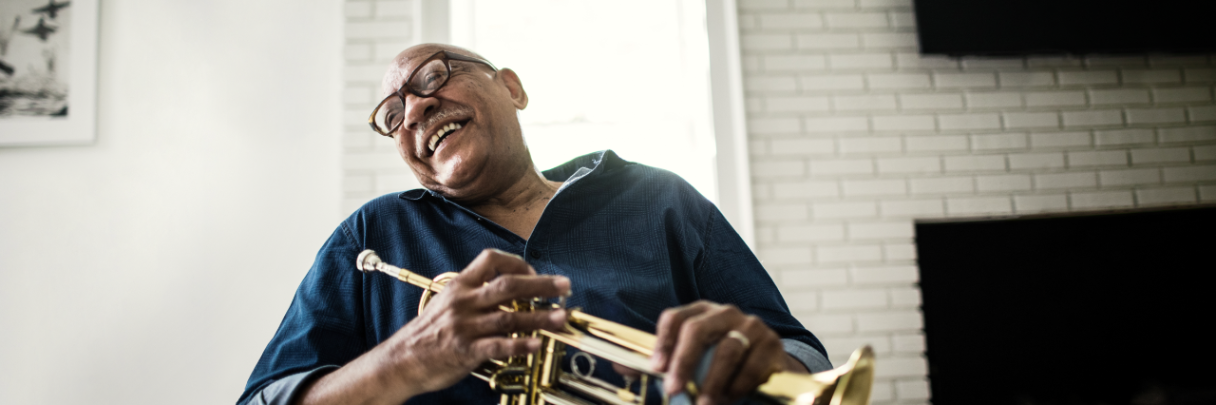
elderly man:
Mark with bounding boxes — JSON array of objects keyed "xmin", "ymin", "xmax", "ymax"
[{"xmin": 238, "ymin": 44, "xmax": 830, "ymax": 405}]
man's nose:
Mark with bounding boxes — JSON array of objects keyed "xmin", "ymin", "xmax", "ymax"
[{"xmin": 402, "ymin": 93, "xmax": 440, "ymax": 134}]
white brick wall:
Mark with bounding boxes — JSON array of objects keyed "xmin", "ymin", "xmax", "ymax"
[
  {"xmin": 738, "ymin": 0, "xmax": 1215, "ymax": 403},
  {"xmin": 343, "ymin": 0, "xmax": 417, "ymax": 215}
]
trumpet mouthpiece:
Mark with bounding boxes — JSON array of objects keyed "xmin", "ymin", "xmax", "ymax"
[{"xmin": 356, "ymin": 249, "xmax": 382, "ymax": 273}]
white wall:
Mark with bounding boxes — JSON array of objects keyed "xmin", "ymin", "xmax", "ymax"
[
  {"xmin": 342, "ymin": 0, "xmax": 417, "ymax": 215},
  {"xmin": 737, "ymin": 0, "xmax": 1215, "ymax": 403},
  {"xmin": 0, "ymin": 1, "xmax": 342, "ymax": 404}
]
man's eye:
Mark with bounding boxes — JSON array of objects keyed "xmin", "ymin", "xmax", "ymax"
[{"xmin": 386, "ymin": 106, "xmax": 403, "ymax": 123}]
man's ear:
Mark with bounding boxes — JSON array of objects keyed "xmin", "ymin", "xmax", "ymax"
[{"xmin": 498, "ymin": 68, "xmax": 529, "ymax": 110}]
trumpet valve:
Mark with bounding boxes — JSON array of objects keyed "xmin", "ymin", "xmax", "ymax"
[{"xmin": 488, "ymin": 365, "xmax": 530, "ymax": 394}]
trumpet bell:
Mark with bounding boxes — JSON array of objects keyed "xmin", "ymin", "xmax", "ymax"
[
  {"xmin": 756, "ymin": 345, "xmax": 875, "ymax": 405},
  {"xmin": 827, "ymin": 346, "xmax": 874, "ymax": 405}
]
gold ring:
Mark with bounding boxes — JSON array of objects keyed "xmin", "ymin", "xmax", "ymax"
[{"xmin": 726, "ymin": 330, "xmax": 750, "ymax": 350}]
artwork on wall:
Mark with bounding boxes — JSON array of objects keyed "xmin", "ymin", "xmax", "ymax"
[{"xmin": 0, "ymin": 0, "xmax": 97, "ymax": 146}]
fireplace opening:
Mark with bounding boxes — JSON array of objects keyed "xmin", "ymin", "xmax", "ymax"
[{"xmin": 915, "ymin": 205, "xmax": 1216, "ymax": 405}]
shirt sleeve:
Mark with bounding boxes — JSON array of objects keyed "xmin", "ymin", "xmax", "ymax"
[
  {"xmin": 236, "ymin": 225, "xmax": 367, "ymax": 405},
  {"xmin": 783, "ymin": 339, "xmax": 833, "ymax": 372},
  {"xmin": 243, "ymin": 366, "xmax": 338, "ymax": 405},
  {"xmin": 692, "ymin": 208, "xmax": 831, "ymax": 362}
]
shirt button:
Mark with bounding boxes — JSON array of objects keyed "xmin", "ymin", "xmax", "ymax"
[{"xmin": 529, "ymin": 250, "xmax": 542, "ymax": 259}]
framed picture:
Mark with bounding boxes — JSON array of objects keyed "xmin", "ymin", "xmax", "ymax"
[{"xmin": 0, "ymin": 0, "xmax": 97, "ymax": 146}]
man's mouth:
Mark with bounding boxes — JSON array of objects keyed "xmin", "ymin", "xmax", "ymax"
[{"xmin": 427, "ymin": 119, "xmax": 470, "ymax": 154}]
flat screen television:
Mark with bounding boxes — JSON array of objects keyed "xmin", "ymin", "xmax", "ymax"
[{"xmin": 913, "ymin": 0, "xmax": 1216, "ymax": 56}]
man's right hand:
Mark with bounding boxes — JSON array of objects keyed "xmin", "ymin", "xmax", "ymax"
[
  {"xmin": 384, "ymin": 248, "xmax": 570, "ymax": 393},
  {"xmin": 298, "ymin": 248, "xmax": 570, "ymax": 405}
]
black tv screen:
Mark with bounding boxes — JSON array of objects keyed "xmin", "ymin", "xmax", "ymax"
[{"xmin": 914, "ymin": 0, "xmax": 1216, "ymax": 56}]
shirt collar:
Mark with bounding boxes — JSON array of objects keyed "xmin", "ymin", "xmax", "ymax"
[{"xmin": 398, "ymin": 150, "xmax": 628, "ymax": 201}]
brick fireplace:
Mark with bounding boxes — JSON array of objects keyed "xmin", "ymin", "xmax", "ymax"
[{"xmin": 735, "ymin": 1, "xmax": 1216, "ymax": 403}]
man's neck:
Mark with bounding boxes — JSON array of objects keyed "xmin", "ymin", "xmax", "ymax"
[{"xmin": 465, "ymin": 167, "xmax": 562, "ymax": 241}]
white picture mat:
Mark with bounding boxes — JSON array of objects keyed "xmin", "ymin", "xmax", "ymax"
[{"xmin": 0, "ymin": 0, "xmax": 98, "ymax": 146}]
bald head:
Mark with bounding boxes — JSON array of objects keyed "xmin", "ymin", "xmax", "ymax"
[
  {"xmin": 375, "ymin": 42, "xmax": 534, "ymax": 203},
  {"xmin": 381, "ymin": 43, "xmax": 491, "ymax": 97}
]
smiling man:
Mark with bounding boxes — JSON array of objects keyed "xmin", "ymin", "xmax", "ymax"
[{"xmin": 237, "ymin": 44, "xmax": 831, "ymax": 405}]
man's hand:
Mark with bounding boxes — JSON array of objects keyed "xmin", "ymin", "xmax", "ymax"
[
  {"xmin": 386, "ymin": 248, "xmax": 570, "ymax": 394},
  {"xmin": 650, "ymin": 301, "xmax": 808, "ymax": 405},
  {"xmin": 299, "ymin": 249, "xmax": 569, "ymax": 405}
]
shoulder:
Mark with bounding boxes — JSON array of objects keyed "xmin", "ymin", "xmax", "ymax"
[
  {"xmin": 609, "ymin": 158, "xmax": 715, "ymax": 214},
  {"xmin": 616, "ymin": 161, "xmax": 693, "ymax": 189},
  {"xmin": 338, "ymin": 190, "xmax": 437, "ymax": 247},
  {"xmin": 572, "ymin": 152, "xmax": 720, "ymax": 236},
  {"xmin": 558, "ymin": 150, "xmax": 710, "ymax": 205}
]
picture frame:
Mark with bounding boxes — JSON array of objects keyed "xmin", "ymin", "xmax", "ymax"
[{"xmin": 0, "ymin": 0, "xmax": 98, "ymax": 146}]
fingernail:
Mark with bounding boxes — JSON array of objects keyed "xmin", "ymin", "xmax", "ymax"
[
  {"xmin": 553, "ymin": 276, "xmax": 570, "ymax": 292},
  {"xmin": 527, "ymin": 338, "xmax": 542, "ymax": 352},
  {"xmin": 650, "ymin": 355, "xmax": 663, "ymax": 370},
  {"xmin": 550, "ymin": 309, "xmax": 566, "ymax": 324}
]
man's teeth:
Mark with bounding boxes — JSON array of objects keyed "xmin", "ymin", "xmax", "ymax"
[{"xmin": 428, "ymin": 122, "xmax": 462, "ymax": 152}]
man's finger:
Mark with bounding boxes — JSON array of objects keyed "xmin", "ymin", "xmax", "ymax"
[
  {"xmin": 663, "ymin": 308, "xmax": 741, "ymax": 395},
  {"xmin": 458, "ymin": 248, "xmax": 535, "ymax": 286},
  {"xmin": 466, "ymin": 309, "xmax": 567, "ymax": 337},
  {"xmin": 468, "ymin": 336, "xmax": 543, "ymax": 362},
  {"xmin": 474, "ymin": 274, "xmax": 570, "ymax": 308},
  {"xmin": 725, "ymin": 335, "xmax": 783, "ymax": 399},
  {"xmin": 695, "ymin": 332, "xmax": 749, "ymax": 405},
  {"xmin": 651, "ymin": 301, "xmax": 713, "ymax": 371}
]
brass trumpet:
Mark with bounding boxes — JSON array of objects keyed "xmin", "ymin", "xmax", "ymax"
[{"xmin": 356, "ymin": 249, "xmax": 875, "ymax": 405}]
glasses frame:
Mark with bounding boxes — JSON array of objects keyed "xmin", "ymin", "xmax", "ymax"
[{"xmin": 368, "ymin": 50, "xmax": 498, "ymax": 136}]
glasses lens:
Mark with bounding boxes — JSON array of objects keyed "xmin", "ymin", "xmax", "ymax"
[
  {"xmin": 372, "ymin": 96, "xmax": 405, "ymax": 135},
  {"xmin": 408, "ymin": 59, "xmax": 450, "ymax": 96}
]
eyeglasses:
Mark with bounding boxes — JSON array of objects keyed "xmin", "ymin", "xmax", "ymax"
[{"xmin": 368, "ymin": 50, "xmax": 498, "ymax": 136}]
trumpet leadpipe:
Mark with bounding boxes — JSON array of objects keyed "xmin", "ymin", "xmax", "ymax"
[{"xmin": 357, "ymin": 249, "xmax": 444, "ymax": 292}]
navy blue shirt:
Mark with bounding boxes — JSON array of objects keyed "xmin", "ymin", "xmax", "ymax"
[{"xmin": 239, "ymin": 151, "xmax": 827, "ymax": 405}]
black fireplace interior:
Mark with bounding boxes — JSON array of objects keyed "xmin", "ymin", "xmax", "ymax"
[{"xmin": 915, "ymin": 206, "xmax": 1216, "ymax": 405}]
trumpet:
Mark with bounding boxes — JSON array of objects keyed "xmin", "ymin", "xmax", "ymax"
[{"xmin": 356, "ymin": 249, "xmax": 875, "ymax": 405}]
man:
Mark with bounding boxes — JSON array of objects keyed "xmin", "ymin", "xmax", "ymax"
[{"xmin": 238, "ymin": 43, "xmax": 830, "ymax": 405}]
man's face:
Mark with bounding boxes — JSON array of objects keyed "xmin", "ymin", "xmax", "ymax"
[{"xmin": 383, "ymin": 45, "xmax": 531, "ymax": 202}]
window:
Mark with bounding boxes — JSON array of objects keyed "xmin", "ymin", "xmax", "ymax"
[{"xmin": 450, "ymin": 0, "xmax": 719, "ymax": 203}]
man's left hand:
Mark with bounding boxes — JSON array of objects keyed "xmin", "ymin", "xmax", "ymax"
[{"xmin": 650, "ymin": 300, "xmax": 808, "ymax": 405}]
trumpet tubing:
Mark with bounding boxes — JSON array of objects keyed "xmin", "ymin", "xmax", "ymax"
[{"xmin": 356, "ymin": 249, "xmax": 875, "ymax": 405}]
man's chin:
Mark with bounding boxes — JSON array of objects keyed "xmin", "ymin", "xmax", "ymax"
[{"xmin": 426, "ymin": 168, "xmax": 486, "ymax": 199}]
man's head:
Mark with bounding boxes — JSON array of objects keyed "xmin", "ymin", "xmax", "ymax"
[{"xmin": 376, "ymin": 43, "xmax": 533, "ymax": 202}]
